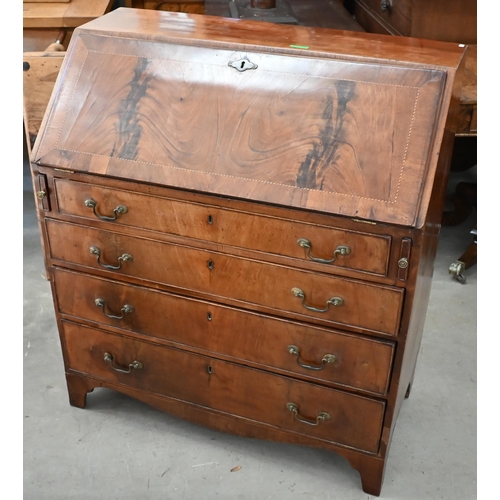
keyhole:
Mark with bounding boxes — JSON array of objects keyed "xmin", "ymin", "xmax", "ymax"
[
  {"xmin": 208, "ymin": 260, "xmax": 214, "ymax": 270},
  {"xmin": 207, "ymin": 365, "xmax": 213, "ymax": 374},
  {"xmin": 207, "ymin": 312, "xmax": 212, "ymax": 321},
  {"xmin": 208, "ymin": 215, "xmax": 213, "ymax": 225},
  {"xmin": 240, "ymin": 61, "xmax": 245, "ymax": 69}
]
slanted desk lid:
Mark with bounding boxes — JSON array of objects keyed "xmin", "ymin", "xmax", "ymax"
[{"xmin": 33, "ymin": 8, "xmax": 465, "ymax": 228}]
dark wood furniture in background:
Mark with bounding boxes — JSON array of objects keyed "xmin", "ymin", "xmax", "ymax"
[
  {"xmin": 206, "ymin": 0, "xmax": 365, "ymax": 30},
  {"xmin": 29, "ymin": 8, "xmax": 466, "ymax": 496},
  {"xmin": 344, "ymin": 0, "xmax": 477, "ymax": 282},
  {"xmin": 124, "ymin": 0, "xmax": 205, "ymax": 13},
  {"xmin": 443, "ymin": 44, "xmax": 477, "ymax": 283},
  {"xmin": 344, "ymin": 0, "xmax": 476, "ymax": 43}
]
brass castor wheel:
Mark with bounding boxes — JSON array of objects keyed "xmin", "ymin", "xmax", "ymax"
[
  {"xmin": 449, "ymin": 260, "xmax": 466, "ymax": 284},
  {"xmin": 448, "ymin": 228, "xmax": 477, "ymax": 285}
]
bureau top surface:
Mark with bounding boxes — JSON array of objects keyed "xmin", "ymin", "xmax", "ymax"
[{"xmin": 32, "ymin": 8, "xmax": 466, "ymax": 227}]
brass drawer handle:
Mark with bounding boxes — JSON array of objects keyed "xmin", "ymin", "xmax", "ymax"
[
  {"xmin": 103, "ymin": 352, "xmax": 143, "ymax": 373},
  {"xmin": 287, "ymin": 345, "xmax": 336, "ymax": 371},
  {"xmin": 95, "ymin": 298, "xmax": 134, "ymax": 319},
  {"xmin": 85, "ymin": 198, "xmax": 128, "ymax": 221},
  {"xmin": 286, "ymin": 402, "xmax": 330, "ymax": 426},
  {"xmin": 90, "ymin": 246, "xmax": 133, "ymax": 270},
  {"xmin": 297, "ymin": 238, "xmax": 351, "ymax": 264},
  {"xmin": 291, "ymin": 287, "xmax": 344, "ymax": 313}
]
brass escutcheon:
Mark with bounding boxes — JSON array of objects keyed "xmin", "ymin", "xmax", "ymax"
[{"xmin": 228, "ymin": 57, "xmax": 258, "ymax": 72}]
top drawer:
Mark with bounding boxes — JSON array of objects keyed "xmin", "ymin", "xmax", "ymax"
[{"xmin": 53, "ymin": 179, "xmax": 391, "ymax": 277}]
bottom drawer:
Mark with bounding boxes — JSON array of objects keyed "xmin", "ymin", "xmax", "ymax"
[{"xmin": 62, "ymin": 321, "xmax": 386, "ymax": 454}]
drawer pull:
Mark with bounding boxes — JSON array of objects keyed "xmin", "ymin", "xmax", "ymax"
[
  {"xmin": 297, "ymin": 238, "xmax": 351, "ymax": 264},
  {"xmin": 286, "ymin": 403, "xmax": 330, "ymax": 426},
  {"xmin": 90, "ymin": 246, "xmax": 133, "ymax": 270},
  {"xmin": 103, "ymin": 352, "xmax": 143, "ymax": 373},
  {"xmin": 287, "ymin": 345, "xmax": 336, "ymax": 370},
  {"xmin": 95, "ymin": 298, "xmax": 134, "ymax": 319},
  {"xmin": 84, "ymin": 198, "xmax": 128, "ymax": 221},
  {"xmin": 291, "ymin": 287, "xmax": 344, "ymax": 312}
]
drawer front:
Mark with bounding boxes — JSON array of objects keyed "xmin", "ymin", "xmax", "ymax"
[
  {"xmin": 356, "ymin": 0, "xmax": 412, "ymax": 35},
  {"xmin": 54, "ymin": 179, "xmax": 391, "ymax": 276},
  {"xmin": 53, "ymin": 268, "xmax": 395, "ymax": 395},
  {"xmin": 62, "ymin": 321, "xmax": 385, "ymax": 453},
  {"xmin": 47, "ymin": 220, "xmax": 404, "ymax": 335}
]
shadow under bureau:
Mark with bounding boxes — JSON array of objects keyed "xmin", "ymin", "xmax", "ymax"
[{"xmin": 29, "ymin": 8, "xmax": 466, "ymax": 496}]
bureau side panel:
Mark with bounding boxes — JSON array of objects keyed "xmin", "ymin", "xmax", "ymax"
[{"xmin": 380, "ymin": 56, "xmax": 467, "ymax": 452}]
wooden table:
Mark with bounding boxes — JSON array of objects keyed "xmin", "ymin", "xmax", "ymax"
[{"xmin": 23, "ymin": 0, "xmax": 114, "ymax": 51}]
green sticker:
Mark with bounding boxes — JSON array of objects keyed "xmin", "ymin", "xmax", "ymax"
[{"xmin": 289, "ymin": 44, "xmax": 309, "ymax": 49}]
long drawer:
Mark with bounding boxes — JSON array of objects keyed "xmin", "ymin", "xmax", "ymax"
[
  {"xmin": 46, "ymin": 219, "xmax": 404, "ymax": 336},
  {"xmin": 62, "ymin": 320, "xmax": 386, "ymax": 454},
  {"xmin": 53, "ymin": 178, "xmax": 392, "ymax": 276},
  {"xmin": 53, "ymin": 268, "xmax": 395, "ymax": 395}
]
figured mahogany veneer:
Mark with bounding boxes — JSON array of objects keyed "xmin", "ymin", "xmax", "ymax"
[
  {"xmin": 30, "ymin": 8, "xmax": 466, "ymax": 496},
  {"xmin": 46, "ymin": 218, "xmax": 404, "ymax": 336},
  {"xmin": 62, "ymin": 320, "xmax": 386, "ymax": 453},
  {"xmin": 53, "ymin": 268, "xmax": 395, "ymax": 395},
  {"xmin": 54, "ymin": 178, "xmax": 392, "ymax": 276}
]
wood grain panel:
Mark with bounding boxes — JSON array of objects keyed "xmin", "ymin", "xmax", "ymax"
[
  {"xmin": 32, "ymin": 10, "xmax": 463, "ymax": 227},
  {"xmin": 27, "ymin": 9, "xmax": 468, "ymax": 496},
  {"xmin": 62, "ymin": 321, "xmax": 385, "ymax": 453},
  {"xmin": 54, "ymin": 268, "xmax": 395, "ymax": 394},
  {"xmin": 54, "ymin": 178, "xmax": 392, "ymax": 275},
  {"xmin": 46, "ymin": 220, "xmax": 404, "ymax": 335}
]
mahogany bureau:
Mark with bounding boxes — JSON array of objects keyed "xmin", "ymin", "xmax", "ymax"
[{"xmin": 29, "ymin": 8, "xmax": 466, "ymax": 496}]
